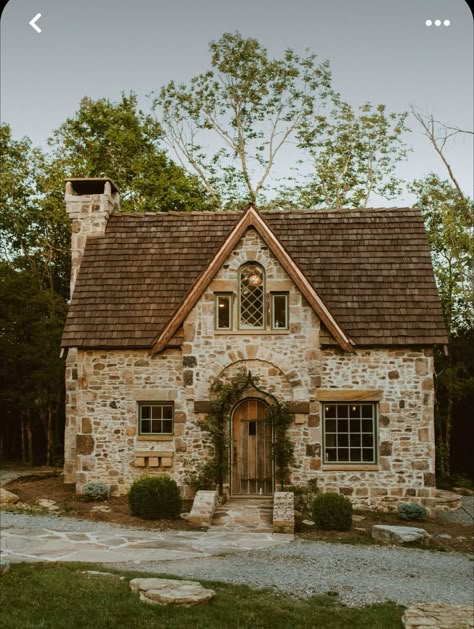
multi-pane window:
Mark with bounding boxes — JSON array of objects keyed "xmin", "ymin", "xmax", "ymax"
[
  {"xmin": 271, "ymin": 293, "xmax": 289, "ymax": 329},
  {"xmin": 323, "ymin": 403, "xmax": 377, "ymax": 463},
  {"xmin": 239, "ymin": 263, "xmax": 265, "ymax": 329},
  {"xmin": 215, "ymin": 293, "xmax": 232, "ymax": 329},
  {"xmin": 139, "ymin": 403, "xmax": 174, "ymax": 435}
]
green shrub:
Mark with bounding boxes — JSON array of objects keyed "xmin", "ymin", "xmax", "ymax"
[
  {"xmin": 398, "ymin": 502, "xmax": 428, "ymax": 521},
  {"xmin": 311, "ymin": 492, "xmax": 352, "ymax": 531},
  {"xmin": 128, "ymin": 475, "xmax": 182, "ymax": 519},
  {"xmin": 82, "ymin": 482, "xmax": 110, "ymax": 501}
]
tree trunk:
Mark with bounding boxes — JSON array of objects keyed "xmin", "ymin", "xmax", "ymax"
[
  {"xmin": 445, "ymin": 356, "xmax": 454, "ymax": 478},
  {"xmin": 21, "ymin": 418, "xmax": 26, "ymax": 464},
  {"xmin": 25, "ymin": 416, "xmax": 33, "ymax": 465},
  {"xmin": 46, "ymin": 405, "xmax": 54, "ymax": 466}
]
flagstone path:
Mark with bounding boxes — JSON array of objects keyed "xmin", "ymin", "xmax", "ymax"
[{"xmin": 210, "ymin": 496, "xmax": 274, "ymax": 533}]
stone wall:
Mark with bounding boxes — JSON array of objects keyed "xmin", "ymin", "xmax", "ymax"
[{"xmin": 64, "ymin": 227, "xmax": 437, "ymax": 510}]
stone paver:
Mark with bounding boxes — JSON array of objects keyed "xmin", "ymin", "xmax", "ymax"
[
  {"xmin": 130, "ymin": 577, "xmax": 215, "ymax": 606},
  {"xmin": 371, "ymin": 525, "xmax": 429, "ymax": 545},
  {"xmin": 0, "ymin": 525, "xmax": 288, "ymax": 564},
  {"xmin": 210, "ymin": 497, "xmax": 274, "ymax": 533},
  {"xmin": 402, "ymin": 602, "xmax": 474, "ymax": 628}
]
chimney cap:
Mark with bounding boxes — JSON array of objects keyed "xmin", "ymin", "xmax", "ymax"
[{"xmin": 65, "ymin": 177, "xmax": 119, "ymax": 195}]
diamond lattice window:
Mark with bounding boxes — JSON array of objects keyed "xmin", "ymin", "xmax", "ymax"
[{"xmin": 239, "ymin": 263, "xmax": 265, "ymax": 328}]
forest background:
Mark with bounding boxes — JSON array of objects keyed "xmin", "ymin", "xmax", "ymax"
[{"xmin": 0, "ymin": 33, "xmax": 472, "ymax": 484}]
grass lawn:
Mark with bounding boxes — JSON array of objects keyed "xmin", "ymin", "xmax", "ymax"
[{"xmin": 0, "ymin": 563, "xmax": 403, "ymax": 629}]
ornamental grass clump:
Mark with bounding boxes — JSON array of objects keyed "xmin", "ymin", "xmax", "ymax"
[
  {"xmin": 311, "ymin": 492, "xmax": 352, "ymax": 531},
  {"xmin": 82, "ymin": 482, "xmax": 111, "ymax": 501},
  {"xmin": 398, "ymin": 502, "xmax": 428, "ymax": 521},
  {"xmin": 128, "ymin": 475, "xmax": 182, "ymax": 520}
]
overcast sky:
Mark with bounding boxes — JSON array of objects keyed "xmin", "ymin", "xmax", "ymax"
[{"xmin": 1, "ymin": 0, "xmax": 473, "ymax": 205}]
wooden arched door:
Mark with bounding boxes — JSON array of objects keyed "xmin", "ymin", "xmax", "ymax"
[{"xmin": 232, "ymin": 398, "xmax": 273, "ymax": 495}]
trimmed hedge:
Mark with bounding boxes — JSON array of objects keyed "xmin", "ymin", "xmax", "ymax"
[
  {"xmin": 128, "ymin": 475, "xmax": 182, "ymax": 520},
  {"xmin": 311, "ymin": 492, "xmax": 352, "ymax": 531}
]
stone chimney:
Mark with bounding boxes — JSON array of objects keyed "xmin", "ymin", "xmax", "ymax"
[{"xmin": 65, "ymin": 178, "xmax": 120, "ymax": 298}]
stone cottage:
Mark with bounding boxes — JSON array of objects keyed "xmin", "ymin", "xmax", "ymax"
[{"xmin": 61, "ymin": 178, "xmax": 448, "ymax": 511}]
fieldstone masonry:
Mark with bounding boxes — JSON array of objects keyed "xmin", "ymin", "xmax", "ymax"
[
  {"xmin": 63, "ymin": 206, "xmax": 442, "ymax": 512},
  {"xmin": 273, "ymin": 492, "xmax": 295, "ymax": 533}
]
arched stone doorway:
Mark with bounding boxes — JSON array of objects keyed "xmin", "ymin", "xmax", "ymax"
[{"xmin": 231, "ymin": 398, "xmax": 273, "ymax": 495}]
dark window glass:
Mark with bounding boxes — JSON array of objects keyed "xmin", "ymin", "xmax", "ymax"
[
  {"xmin": 337, "ymin": 405, "xmax": 349, "ymax": 418},
  {"xmin": 323, "ymin": 403, "xmax": 377, "ymax": 464},
  {"xmin": 248, "ymin": 421, "xmax": 257, "ymax": 436},
  {"xmin": 272, "ymin": 293, "xmax": 288, "ymax": 329},
  {"xmin": 325, "ymin": 405, "xmax": 336, "ymax": 419},
  {"xmin": 139, "ymin": 403, "xmax": 174, "ymax": 435},
  {"xmin": 216, "ymin": 294, "xmax": 232, "ymax": 329},
  {"xmin": 162, "ymin": 420, "xmax": 173, "ymax": 434},
  {"xmin": 325, "ymin": 448, "xmax": 337, "ymax": 461},
  {"xmin": 350, "ymin": 434, "xmax": 361, "ymax": 447},
  {"xmin": 338, "ymin": 433, "xmax": 349, "ymax": 447},
  {"xmin": 350, "ymin": 449, "xmax": 362, "ymax": 462}
]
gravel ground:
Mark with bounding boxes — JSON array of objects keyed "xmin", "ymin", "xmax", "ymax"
[
  {"xmin": 3, "ymin": 512, "xmax": 472, "ymax": 608},
  {"xmin": 0, "ymin": 512, "xmax": 171, "ymax": 537},
  {"xmin": 108, "ymin": 540, "xmax": 474, "ymax": 608}
]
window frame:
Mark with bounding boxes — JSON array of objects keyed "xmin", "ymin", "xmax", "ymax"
[
  {"xmin": 322, "ymin": 402, "xmax": 378, "ymax": 465},
  {"xmin": 270, "ymin": 292, "xmax": 289, "ymax": 330},
  {"xmin": 214, "ymin": 292, "xmax": 233, "ymax": 330},
  {"xmin": 138, "ymin": 402, "xmax": 174, "ymax": 436},
  {"xmin": 238, "ymin": 262, "xmax": 266, "ymax": 330}
]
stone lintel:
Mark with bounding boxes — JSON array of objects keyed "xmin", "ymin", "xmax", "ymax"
[
  {"xmin": 133, "ymin": 389, "xmax": 177, "ymax": 401},
  {"xmin": 316, "ymin": 389, "xmax": 383, "ymax": 402}
]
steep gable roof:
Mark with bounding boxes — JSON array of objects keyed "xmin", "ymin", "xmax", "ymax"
[
  {"xmin": 61, "ymin": 207, "xmax": 448, "ymax": 349},
  {"xmin": 152, "ymin": 206, "xmax": 353, "ymax": 353}
]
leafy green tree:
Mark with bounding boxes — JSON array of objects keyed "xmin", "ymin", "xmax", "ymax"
[
  {"xmin": 412, "ymin": 174, "xmax": 473, "ymax": 479},
  {"xmin": 294, "ymin": 97, "xmax": 409, "ymax": 208},
  {"xmin": 411, "ymin": 175, "xmax": 473, "ymax": 334},
  {"xmin": 153, "ymin": 32, "xmax": 332, "ymax": 208},
  {"xmin": 48, "ymin": 93, "xmax": 213, "ymax": 213},
  {"xmin": 0, "ymin": 263, "xmax": 66, "ymax": 464}
]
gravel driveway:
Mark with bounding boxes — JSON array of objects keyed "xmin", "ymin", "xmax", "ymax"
[
  {"xmin": 109, "ymin": 539, "xmax": 474, "ymax": 608},
  {"xmin": 3, "ymin": 511, "xmax": 472, "ymax": 608}
]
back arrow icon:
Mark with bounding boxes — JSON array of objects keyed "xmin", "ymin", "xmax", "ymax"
[{"xmin": 29, "ymin": 13, "xmax": 42, "ymax": 33}]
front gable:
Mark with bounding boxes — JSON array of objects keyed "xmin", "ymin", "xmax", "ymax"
[{"xmin": 151, "ymin": 206, "xmax": 353, "ymax": 353}]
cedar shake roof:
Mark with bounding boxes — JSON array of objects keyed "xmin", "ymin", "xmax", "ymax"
[{"xmin": 61, "ymin": 207, "xmax": 448, "ymax": 349}]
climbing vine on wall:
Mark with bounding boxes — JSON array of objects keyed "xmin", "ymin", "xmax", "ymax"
[
  {"xmin": 269, "ymin": 402, "xmax": 295, "ymax": 490},
  {"xmin": 188, "ymin": 368, "xmax": 294, "ymax": 495}
]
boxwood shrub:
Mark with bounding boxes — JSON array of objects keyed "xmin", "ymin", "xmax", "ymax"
[
  {"xmin": 311, "ymin": 492, "xmax": 352, "ymax": 531},
  {"xmin": 128, "ymin": 475, "xmax": 182, "ymax": 520}
]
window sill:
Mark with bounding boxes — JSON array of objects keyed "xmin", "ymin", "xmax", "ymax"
[
  {"xmin": 321, "ymin": 464, "xmax": 380, "ymax": 471},
  {"xmin": 214, "ymin": 329, "xmax": 289, "ymax": 335},
  {"xmin": 137, "ymin": 435, "xmax": 174, "ymax": 442}
]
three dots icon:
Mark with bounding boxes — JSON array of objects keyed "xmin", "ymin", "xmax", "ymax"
[{"xmin": 426, "ymin": 19, "xmax": 450, "ymax": 26}]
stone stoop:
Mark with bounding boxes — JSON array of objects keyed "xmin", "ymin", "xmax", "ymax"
[
  {"xmin": 272, "ymin": 491, "xmax": 294, "ymax": 534},
  {"xmin": 188, "ymin": 490, "xmax": 218, "ymax": 528},
  {"xmin": 210, "ymin": 496, "xmax": 274, "ymax": 533}
]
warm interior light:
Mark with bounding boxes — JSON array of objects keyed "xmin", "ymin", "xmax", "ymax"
[
  {"xmin": 219, "ymin": 303, "xmax": 225, "ymax": 308},
  {"xmin": 248, "ymin": 274, "xmax": 263, "ymax": 287}
]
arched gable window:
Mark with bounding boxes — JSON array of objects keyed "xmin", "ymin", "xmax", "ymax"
[{"xmin": 239, "ymin": 263, "xmax": 265, "ymax": 329}]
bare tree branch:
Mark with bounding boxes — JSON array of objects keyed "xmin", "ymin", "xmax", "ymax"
[{"xmin": 411, "ymin": 108, "xmax": 466, "ymax": 196}]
